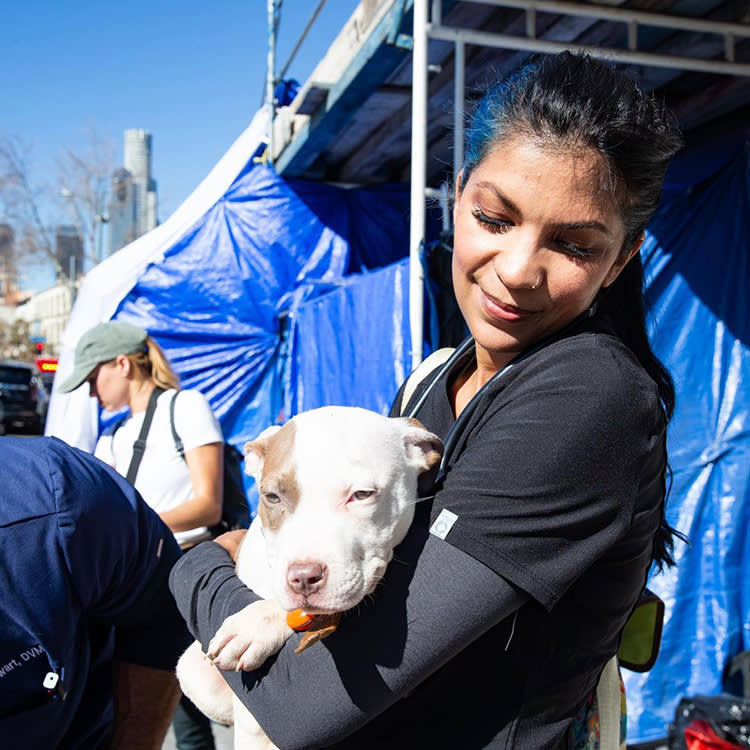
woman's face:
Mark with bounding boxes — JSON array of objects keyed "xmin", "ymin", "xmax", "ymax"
[
  {"xmin": 453, "ymin": 135, "xmax": 636, "ymax": 370},
  {"xmin": 88, "ymin": 358, "xmax": 129, "ymax": 412}
]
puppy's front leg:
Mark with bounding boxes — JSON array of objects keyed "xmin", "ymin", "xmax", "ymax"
[{"xmin": 207, "ymin": 599, "xmax": 292, "ymax": 672}]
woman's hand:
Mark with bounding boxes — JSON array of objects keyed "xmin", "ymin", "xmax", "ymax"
[{"xmin": 213, "ymin": 529, "xmax": 248, "ymax": 562}]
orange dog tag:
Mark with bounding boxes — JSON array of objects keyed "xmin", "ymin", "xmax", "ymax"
[{"xmin": 286, "ymin": 609, "xmax": 315, "ymax": 632}]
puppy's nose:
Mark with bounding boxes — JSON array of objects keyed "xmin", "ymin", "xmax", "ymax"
[{"xmin": 287, "ymin": 562, "xmax": 326, "ymax": 596}]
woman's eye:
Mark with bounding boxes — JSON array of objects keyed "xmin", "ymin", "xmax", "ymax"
[
  {"xmin": 349, "ymin": 489, "xmax": 376, "ymax": 502},
  {"xmin": 471, "ymin": 207, "xmax": 512, "ymax": 234},
  {"xmin": 554, "ymin": 238, "xmax": 594, "ymax": 259},
  {"xmin": 263, "ymin": 492, "xmax": 281, "ymax": 505}
]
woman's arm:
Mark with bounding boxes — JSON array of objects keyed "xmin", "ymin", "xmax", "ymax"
[
  {"xmin": 160, "ymin": 441, "xmax": 223, "ymax": 532},
  {"xmin": 170, "ymin": 520, "xmax": 528, "ymax": 749}
]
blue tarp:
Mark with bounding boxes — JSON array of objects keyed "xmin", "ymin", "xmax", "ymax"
[
  {"xmin": 285, "ymin": 257, "xmax": 411, "ymax": 416},
  {"xmin": 625, "ymin": 142, "xmax": 750, "ymax": 743},
  {"xmin": 113, "ymin": 164, "xmax": 415, "ymax": 509}
]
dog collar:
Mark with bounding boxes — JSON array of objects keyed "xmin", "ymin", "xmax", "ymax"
[{"xmin": 286, "ymin": 609, "xmax": 316, "ymax": 632}]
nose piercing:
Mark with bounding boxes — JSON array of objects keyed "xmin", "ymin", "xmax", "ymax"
[{"xmin": 529, "ymin": 276, "xmax": 541, "ymax": 290}]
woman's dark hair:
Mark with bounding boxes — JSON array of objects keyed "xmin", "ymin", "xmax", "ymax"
[{"xmin": 462, "ymin": 52, "xmax": 684, "ymax": 566}]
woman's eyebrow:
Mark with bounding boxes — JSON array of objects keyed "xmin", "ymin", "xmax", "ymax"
[
  {"xmin": 475, "ymin": 181, "xmax": 520, "ymax": 214},
  {"xmin": 556, "ymin": 220, "xmax": 612, "ymax": 236},
  {"xmin": 474, "ymin": 180, "xmax": 612, "ymax": 236}
]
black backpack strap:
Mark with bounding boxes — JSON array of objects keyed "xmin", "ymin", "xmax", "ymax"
[
  {"xmin": 169, "ymin": 390, "xmax": 185, "ymax": 458},
  {"xmin": 125, "ymin": 386, "xmax": 164, "ymax": 484}
]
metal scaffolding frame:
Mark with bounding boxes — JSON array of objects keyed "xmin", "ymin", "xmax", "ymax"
[{"xmin": 408, "ymin": 0, "xmax": 750, "ymax": 368}]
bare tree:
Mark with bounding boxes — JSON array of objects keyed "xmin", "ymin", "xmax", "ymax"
[
  {"xmin": 56, "ymin": 128, "xmax": 115, "ymax": 266},
  {"xmin": 0, "ymin": 130, "xmax": 116, "ymax": 285},
  {"xmin": 0, "ymin": 319, "xmax": 34, "ymax": 360},
  {"xmin": 0, "ymin": 135, "xmax": 58, "ymax": 278}
]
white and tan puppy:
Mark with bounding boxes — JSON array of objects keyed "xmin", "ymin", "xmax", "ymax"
[{"xmin": 176, "ymin": 406, "xmax": 442, "ymax": 750}]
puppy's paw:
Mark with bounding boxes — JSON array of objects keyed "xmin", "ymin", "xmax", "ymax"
[{"xmin": 206, "ymin": 600, "xmax": 292, "ymax": 672}]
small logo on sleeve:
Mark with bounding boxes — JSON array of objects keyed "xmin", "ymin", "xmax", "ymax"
[{"xmin": 430, "ymin": 509, "xmax": 458, "ymax": 540}]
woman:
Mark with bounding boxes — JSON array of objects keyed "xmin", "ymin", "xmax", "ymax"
[
  {"xmin": 170, "ymin": 52, "xmax": 683, "ymax": 749},
  {"xmin": 59, "ymin": 319, "xmax": 224, "ymax": 750}
]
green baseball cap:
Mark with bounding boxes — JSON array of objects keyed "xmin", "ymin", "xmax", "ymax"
[{"xmin": 58, "ymin": 320, "xmax": 148, "ymax": 393}]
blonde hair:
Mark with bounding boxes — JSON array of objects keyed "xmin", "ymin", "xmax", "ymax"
[{"xmin": 125, "ymin": 336, "xmax": 180, "ymax": 390}]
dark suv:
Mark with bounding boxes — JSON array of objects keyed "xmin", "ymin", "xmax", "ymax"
[{"xmin": 0, "ymin": 361, "xmax": 42, "ymax": 435}]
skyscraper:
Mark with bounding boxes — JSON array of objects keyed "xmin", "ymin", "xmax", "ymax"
[
  {"xmin": 55, "ymin": 225, "xmax": 84, "ymax": 280},
  {"xmin": 107, "ymin": 129, "xmax": 159, "ymax": 255},
  {"xmin": 0, "ymin": 224, "xmax": 16, "ymax": 303},
  {"xmin": 107, "ymin": 168, "xmax": 137, "ymax": 257}
]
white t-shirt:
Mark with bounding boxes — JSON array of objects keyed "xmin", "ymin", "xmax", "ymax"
[{"xmin": 94, "ymin": 388, "xmax": 223, "ymax": 546}]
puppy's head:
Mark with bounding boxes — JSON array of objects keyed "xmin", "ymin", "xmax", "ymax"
[{"xmin": 244, "ymin": 406, "xmax": 442, "ymax": 613}]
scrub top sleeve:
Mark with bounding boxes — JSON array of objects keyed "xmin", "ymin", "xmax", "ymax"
[
  {"xmin": 432, "ymin": 340, "xmax": 661, "ymax": 611},
  {"xmin": 169, "ymin": 542, "xmax": 261, "ymax": 650}
]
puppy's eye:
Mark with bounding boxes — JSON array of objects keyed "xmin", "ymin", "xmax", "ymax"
[
  {"xmin": 349, "ymin": 489, "xmax": 376, "ymax": 502},
  {"xmin": 263, "ymin": 492, "xmax": 281, "ymax": 505}
]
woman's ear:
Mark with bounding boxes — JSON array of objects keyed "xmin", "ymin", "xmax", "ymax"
[
  {"xmin": 115, "ymin": 354, "xmax": 132, "ymax": 377},
  {"xmin": 602, "ymin": 233, "xmax": 645, "ymax": 288}
]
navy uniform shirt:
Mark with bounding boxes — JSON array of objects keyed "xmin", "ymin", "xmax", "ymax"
[{"xmin": 0, "ymin": 437, "xmax": 190, "ymax": 749}]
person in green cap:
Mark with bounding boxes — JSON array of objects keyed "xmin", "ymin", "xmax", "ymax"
[{"xmin": 59, "ymin": 319, "xmax": 225, "ymax": 750}]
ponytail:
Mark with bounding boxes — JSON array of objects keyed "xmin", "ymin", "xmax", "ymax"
[
  {"xmin": 598, "ymin": 253, "xmax": 685, "ymax": 568},
  {"xmin": 125, "ymin": 336, "xmax": 180, "ymax": 391}
]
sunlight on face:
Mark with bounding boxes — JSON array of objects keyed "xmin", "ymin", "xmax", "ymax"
[
  {"xmin": 90, "ymin": 360, "xmax": 130, "ymax": 412},
  {"xmin": 452, "ymin": 135, "xmax": 634, "ymax": 372}
]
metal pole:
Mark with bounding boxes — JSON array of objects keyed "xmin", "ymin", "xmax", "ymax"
[
  {"xmin": 428, "ymin": 24, "xmax": 750, "ymax": 77},
  {"xmin": 409, "ymin": 0, "xmax": 428, "ymax": 369},
  {"xmin": 266, "ymin": 0, "xmax": 278, "ymax": 165},
  {"xmin": 278, "ymin": 0, "xmax": 327, "ymax": 81},
  {"xmin": 453, "ymin": 38, "xmax": 465, "ymax": 186}
]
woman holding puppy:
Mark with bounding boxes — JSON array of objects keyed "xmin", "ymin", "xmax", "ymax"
[{"xmin": 170, "ymin": 52, "xmax": 683, "ymax": 749}]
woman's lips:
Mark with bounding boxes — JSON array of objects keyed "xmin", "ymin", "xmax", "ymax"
[{"xmin": 480, "ymin": 290, "xmax": 535, "ymax": 322}]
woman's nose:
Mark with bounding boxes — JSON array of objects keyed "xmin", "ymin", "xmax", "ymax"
[{"xmin": 492, "ymin": 233, "xmax": 543, "ymax": 290}]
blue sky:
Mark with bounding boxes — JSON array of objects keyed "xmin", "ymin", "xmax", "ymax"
[{"xmin": 2, "ymin": 0, "xmax": 358, "ymax": 290}]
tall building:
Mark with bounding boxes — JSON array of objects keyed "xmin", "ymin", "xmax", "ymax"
[
  {"xmin": 107, "ymin": 168, "xmax": 137, "ymax": 256},
  {"xmin": 124, "ymin": 129, "xmax": 158, "ymax": 238},
  {"xmin": 55, "ymin": 225, "xmax": 84, "ymax": 280},
  {"xmin": 107, "ymin": 128, "xmax": 158, "ymax": 255},
  {"xmin": 0, "ymin": 224, "xmax": 17, "ymax": 303}
]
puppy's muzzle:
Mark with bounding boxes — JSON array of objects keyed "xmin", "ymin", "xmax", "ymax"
[{"xmin": 287, "ymin": 562, "xmax": 327, "ymax": 596}]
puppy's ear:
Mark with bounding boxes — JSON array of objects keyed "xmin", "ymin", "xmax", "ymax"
[
  {"xmin": 400, "ymin": 418, "xmax": 443, "ymax": 473},
  {"xmin": 243, "ymin": 425, "xmax": 282, "ymax": 480}
]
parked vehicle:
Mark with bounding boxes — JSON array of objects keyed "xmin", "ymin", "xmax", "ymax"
[
  {"xmin": 33, "ymin": 358, "xmax": 58, "ymax": 429},
  {"xmin": 0, "ymin": 360, "xmax": 42, "ymax": 434}
]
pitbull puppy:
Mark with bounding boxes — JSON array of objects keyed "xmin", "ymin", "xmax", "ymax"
[{"xmin": 176, "ymin": 406, "xmax": 442, "ymax": 750}]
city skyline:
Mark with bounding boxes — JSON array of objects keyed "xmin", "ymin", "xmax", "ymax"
[
  {"xmin": 2, "ymin": 0, "xmax": 359, "ymax": 291},
  {"xmin": 107, "ymin": 128, "xmax": 159, "ymax": 257}
]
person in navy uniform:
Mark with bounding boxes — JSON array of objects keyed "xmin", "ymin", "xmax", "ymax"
[{"xmin": 0, "ymin": 436, "xmax": 192, "ymax": 749}]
